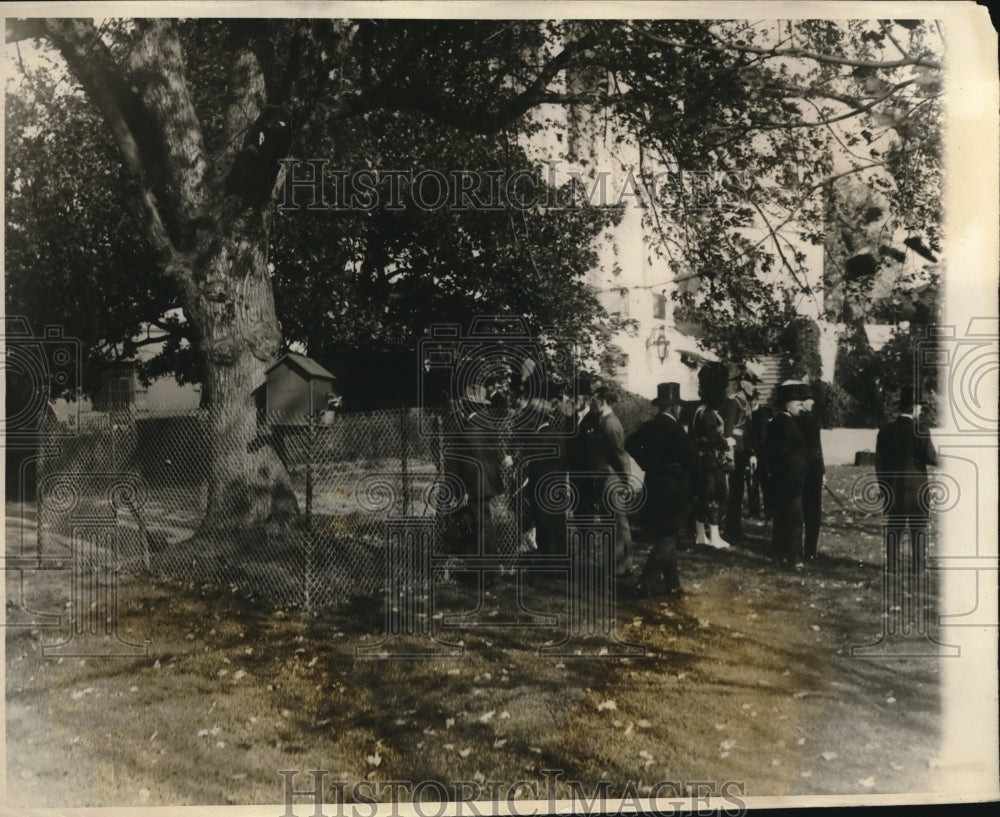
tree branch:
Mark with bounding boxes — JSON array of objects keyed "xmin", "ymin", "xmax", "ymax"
[
  {"xmin": 126, "ymin": 19, "xmax": 208, "ymax": 225},
  {"xmin": 342, "ymin": 33, "xmax": 595, "ymax": 132},
  {"xmin": 39, "ymin": 19, "xmax": 182, "ymax": 267},
  {"xmin": 635, "ymin": 26, "xmax": 942, "ymax": 71}
]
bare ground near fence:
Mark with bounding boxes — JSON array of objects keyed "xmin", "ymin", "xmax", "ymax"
[{"xmin": 5, "ymin": 466, "xmax": 946, "ymax": 807}]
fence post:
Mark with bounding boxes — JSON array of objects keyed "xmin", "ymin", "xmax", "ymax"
[
  {"xmin": 400, "ymin": 406, "xmax": 411, "ymax": 517},
  {"xmin": 305, "ymin": 414, "xmax": 315, "ymax": 610}
]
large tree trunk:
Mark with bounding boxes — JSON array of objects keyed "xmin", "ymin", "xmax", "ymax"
[{"xmin": 189, "ymin": 212, "xmax": 299, "ymax": 529}]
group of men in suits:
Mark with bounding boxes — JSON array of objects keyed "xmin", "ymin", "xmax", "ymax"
[
  {"xmin": 439, "ymin": 368, "xmax": 935, "ymax": 598},
  {"xmin": 761, "ymin": 380, "xmax": 826, "ymax": 568}
]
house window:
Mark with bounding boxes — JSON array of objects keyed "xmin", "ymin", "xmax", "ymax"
[{"xmin": 653, "ymin": 293, "xmax": 667, "ymax": 319}]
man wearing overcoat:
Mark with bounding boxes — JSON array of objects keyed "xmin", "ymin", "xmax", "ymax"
[
  {"xmin": 625, "ymin": 382, "xmax": 695, "ymax": 595},
  {"xmin": 762, "ymin": 382, "xmax": 808, "ymax": 568},
  {"xmin": 587, "ymin": 385, "xmax": 634, "ymax": 577},
  {"xmin": 875, "ymin": 386, "xmax": 938, "ymax": 579},
  {"xmin": 797, "ymin": 383, "xmax": 826, "ymax": 561}
]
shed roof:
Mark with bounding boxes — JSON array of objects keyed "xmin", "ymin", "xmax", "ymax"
[{"xmin": 265, "ymin": 353, "xmax": 336, "ymax": 381}]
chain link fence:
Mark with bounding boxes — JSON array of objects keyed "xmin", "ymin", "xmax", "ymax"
[{"xmin": 33, "ymin": 407, "xmax": 531, "ymax": 609}]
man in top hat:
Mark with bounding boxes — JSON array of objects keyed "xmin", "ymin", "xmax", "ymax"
[
  {"xmin": 586, "ymin": 384, "xmax": 634, "ymax": 577},
  {"xmin": 875, "ymin": 386, "xmax": 938, "ymax": 579},
  {"xmin": 762, "ymin": 381, "xmax": 809, "ymax": 568},
  {"xmin": 625, "ymin": 383, "xmax": 696, "ymax": 595},
  {"xmin": 796, "ymin": 382, "xmax": 826, "ymax": 561},
  {"xmin": 721, "ymin": 375, "xmax": 758, "ymax": 543}
]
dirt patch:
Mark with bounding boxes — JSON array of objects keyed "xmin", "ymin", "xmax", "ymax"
[{"xmin": 5, "ymin": 466, "xmax": 943, "ymax": 807}]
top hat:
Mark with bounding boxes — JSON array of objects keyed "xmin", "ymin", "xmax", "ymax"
[
  {"xmin": 796, "ymin": 382, "xmax": 813, "ymax": 401},
  {"xmin": 775, "ymin": 381, "xmax": 804, "ymax": 406},
  {"xmin": 652, "ymin": 382, "xmax": 682, "ymax": 408},
  {"xmin": 898, "ymin": 385, "xmax": 916, "ymax": 410}
]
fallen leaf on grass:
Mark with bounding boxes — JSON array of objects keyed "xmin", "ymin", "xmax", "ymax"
[
  {"xmin": 366, "ymin": 750, "xmax": 382, "ymax": 767},
  {"xmin": 793, "ymin": 691, "xmax": 810, "ymax": 699},
  {"xmin": 70, "ymin": 687, "xmax": 94, "ymax": 701},
  {"xmin": 822, "ymin": 751, "xmax": 838, "ymax": 761},
  {"xmin": 493, "ymin": 739, "xmax": 507, "ymax": 748},
  {"xmin": 597, "ymin": 700, "xmax": 617, "ymax": 712},
  {"xmin": 233, "ymin": 669, "xmax": 246, "ymax": 681},
  {"xmin": 445, "ymin": 718, "xmax": 455, "ymax": 729},
  {"xmin": 139, "ymin": 788, "xmax": 151, "ymax": 802},
  {"xmin": 479, "ymin": 710, "xmax": 495, "ymax": 724},
  {"xmin": 637, "ymin": 719, "xmax": 652, "ymax": 729},
  {"xmin": 459, "ymin": 748, "xmax": 472, "ymax": 758},
  {"xmin": 858, "ymin": 777, "xmax": 875, "ymax": 788}
]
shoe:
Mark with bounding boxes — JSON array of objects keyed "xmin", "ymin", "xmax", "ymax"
[
  {"xmin": 709, "ymin": 525, "xmax": 731, "ymax": 550},
  {"xmin": 793, "ymin": 562, "xmax": 805, "ymax": 570},
  {"xmin": 695, "ymin": 521, "xmax": 710, "ymax": 546}
]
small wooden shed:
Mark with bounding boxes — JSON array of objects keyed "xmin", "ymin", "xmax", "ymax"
[{"xmin": 254, "ymin": 353, "xmax": 337, "ymax": 422}]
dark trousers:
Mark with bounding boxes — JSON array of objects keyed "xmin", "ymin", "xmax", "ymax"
[
  {"xmin": 803, "ymin": 470, "xmax": 823, "ymax": 559},
  {"xmin": 639, "ymin": 529, "xmax": 681, "ymax": 591},
  {"xmin": 724, "ymin": 450, "xmax": 750, "ymax": 538},
  {"xmin": 772, "ymin": 490, "xmax": 804, "ymax": 565},
  {"xmin": 748, "ymin": 467, "xmax": 768, "ymax": 518},
  {"xmin": 534, "ymin": 506, "xmax": 566, "ymax": 555}
]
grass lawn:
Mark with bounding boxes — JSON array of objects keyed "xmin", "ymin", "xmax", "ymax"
[{"xmin": 5, "ymin": 465, "xmax": 945, "ymax": 807}]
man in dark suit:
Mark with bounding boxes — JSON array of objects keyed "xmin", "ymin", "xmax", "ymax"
[
  {"xmin": 748, "ymin": 400, "xmax": 773, "ymax": 519},
  {"xmin": 520, "ymin": 386, "xmax": 569, "ymax": 555},
  {"xmin": 797, "ymin": 383, "xmax": 825, "ymax": 561},
  {"xmin": 762, "ymin": 382, "xmax": 808, "ymax": 568},
  {"xmin": 587, "ymin": 385, "xmax": 633, "ymax": 577},
  {"xmin": 625, "ymin": 382, "xmax": 695, "ymax": 595},
  {"xmin": 876, "ymin": 386, "xmax": 938, "ymax": 580},
  {"xmin": 721, "ymin": 376, "xmax": 756, "ymax": 543}
]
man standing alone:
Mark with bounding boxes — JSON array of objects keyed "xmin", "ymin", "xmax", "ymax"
[
  {"xmin": 762, "ymin": 382, "xmax": 808, "ymax": 568},
  {"xmin": 625, "ymin": 382, "xmax": 695, "ymax": 596},
  {"xmin": 875, "ymin": 385, "xmax": 938, "ymax": 628},
  {"xmin": 797, "ymin": 383, "xmax": 826, "ymax": 561}
]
